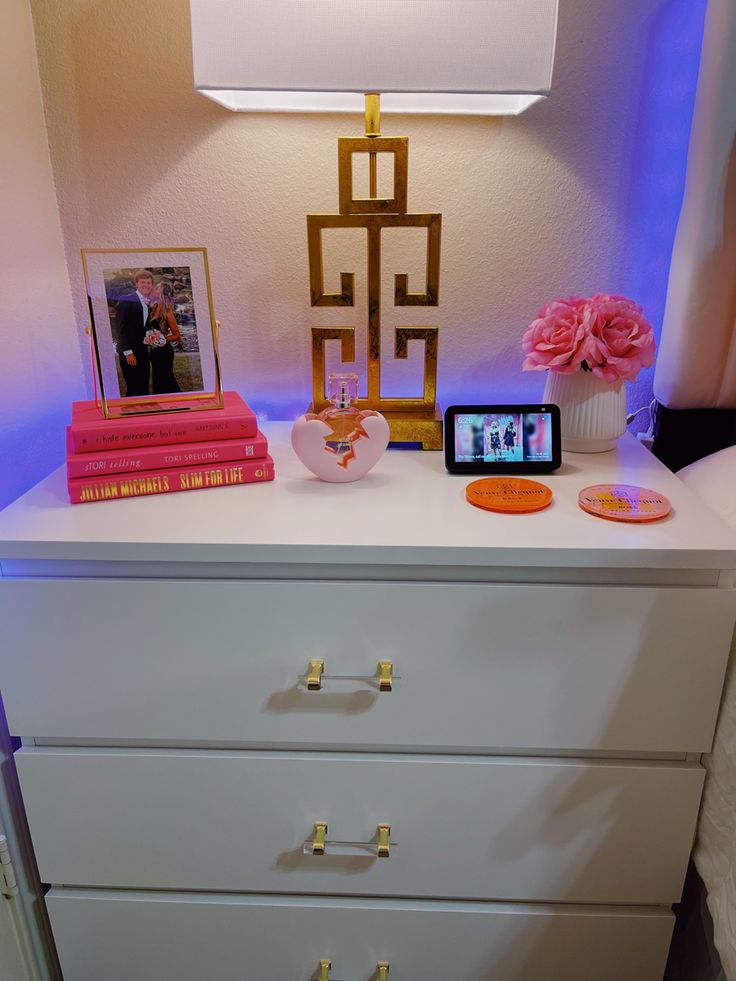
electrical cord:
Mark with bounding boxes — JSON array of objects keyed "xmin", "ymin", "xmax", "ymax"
[{"xmin": 626, "ymin": 399, "xmax": 656, "ymax": 426}]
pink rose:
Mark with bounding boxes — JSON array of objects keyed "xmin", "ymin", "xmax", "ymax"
[
  {"xmin": 583, "ymin": 295, "xmax": 656, "ymax": 382},
  {"xmin": 536, "ymin": 295, "xmax": 587, "ymax": 319},
  {"xmin": 521, "ymin": 296, "xmax": 590, "ymax": 374}
]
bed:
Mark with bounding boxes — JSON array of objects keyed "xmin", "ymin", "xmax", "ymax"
[{"xmin": 676, "ymin": 448, "xmax": 736, "ymax": 980}]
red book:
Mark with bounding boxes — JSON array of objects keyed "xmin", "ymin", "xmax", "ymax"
[
  {"xmin": 66, "ymin": 428, "xmax": 269, "ymax": 479},
  {"xmin": 70, "ymin": 391, "xmax": 257, "ymax": 453},
  {"xmin": 67, "ymin": 456, "xmax": 275, "ymax": 505}
]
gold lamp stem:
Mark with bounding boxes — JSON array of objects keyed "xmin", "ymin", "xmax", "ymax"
[
  {"xmin": 307, "ymin": 87, "xmax": 443, "ymax": 448},
  {"xmin": 364, "ymin": 92, "xmax": 381, "ymax": 198}
]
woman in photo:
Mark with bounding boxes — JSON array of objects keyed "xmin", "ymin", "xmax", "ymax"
[
  {"xmin": 146, "ymin": 281, "xmax": 182, "ymax": 394},
  {"xmin": 503, "ymin": 418, "xmax": 517, "ymax": 452},
  {"xmin": 488, "ymin": 419, "xmax": 502, "ymax": 459}
]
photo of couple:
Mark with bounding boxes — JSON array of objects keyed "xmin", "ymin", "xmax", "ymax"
[
  {"xmin": 483, "ymin": 414, "xmax": 523, "ymax": 463},
  {"xmin": 104, "ymin": 266, "xmax": 203, "ymax": 397},
  {"xmin": 454, "ymin": 413, "xmax": 524, "ymax": 464}
]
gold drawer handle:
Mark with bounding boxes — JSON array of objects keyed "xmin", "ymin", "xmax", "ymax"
[
  {"xmin": 307, "ymin": 659, "xmax": 325, "ymax": 690},
  {"xmin": 316, "ymin": 961, "xmax": 389, "ymax": 980},
  {"xmin": 309, "ymin": 823, "xmax": 392, "ymax": 858},
  {"xmin": 312, "ymin": 821, "xmax": 327, "ymax": 856},
  {"xmin": 305, "ymin": 660, "xmax": 394, "ymax": 691}
]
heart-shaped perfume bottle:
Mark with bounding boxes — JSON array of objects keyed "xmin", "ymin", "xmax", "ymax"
[{"xmin": 291, "ymin": 373, "xmax": 390, "ymax": 483}]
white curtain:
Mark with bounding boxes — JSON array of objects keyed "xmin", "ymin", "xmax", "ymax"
[{"xmin": 653, "ymin": 0, "xmax": 736, "ymax": 409}]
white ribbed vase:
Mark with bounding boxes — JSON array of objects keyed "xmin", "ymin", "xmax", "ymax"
[{"xmin": 543, "ymin": 370, "xmax": 626, "ymax": 453}]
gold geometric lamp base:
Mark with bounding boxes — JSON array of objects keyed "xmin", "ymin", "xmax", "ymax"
[{"xmin": 307, "ymin": 93, "xmax": 443, "ymax": 449}]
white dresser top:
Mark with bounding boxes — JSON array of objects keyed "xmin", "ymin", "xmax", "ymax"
[{"xmin": 0, "ymin": 424, "xmax": 734, "ymax": 571}]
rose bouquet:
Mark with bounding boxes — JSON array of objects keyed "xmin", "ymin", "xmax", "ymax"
[
  {"xmin": 143, "ymin": 329, "xmax": 167, "ymax": 349},
  {"xmin": 521, "ymin": 294, "xmax": 655, "ymax": 382},
  {"xmin": 521, "ymin": 294, "xmax": 656, "ymax": 452}
]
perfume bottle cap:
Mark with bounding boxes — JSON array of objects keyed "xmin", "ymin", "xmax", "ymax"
[{"xmin": 327, "ymin": 372, "xmax": 359, "ymax": 409}]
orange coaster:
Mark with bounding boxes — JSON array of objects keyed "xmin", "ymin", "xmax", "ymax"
[
  {"xmin": 578, "ymin": 484, "xmax": 671, "ymax": 523},
  {"xmin": 466, "ymin": 477, "xmax": 553, "ymax": 514}
]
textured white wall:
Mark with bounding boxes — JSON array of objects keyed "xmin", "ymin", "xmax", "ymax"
[
  {"xmin": 30, "ymin": 0, "xmax": 705, "ymax": 422},
  {"xmin": 0, "ymin": 0, "xmax": 83, "ymax": 510}
]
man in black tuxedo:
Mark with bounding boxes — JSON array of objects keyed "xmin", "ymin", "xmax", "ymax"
[{"xmin": 116, "ymin": 269, "xmax": 155, "ymax": 396}]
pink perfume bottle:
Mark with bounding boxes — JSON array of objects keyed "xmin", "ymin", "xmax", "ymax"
[{"xmin": 291, "ymin": 373, "xmax": 390, "ymax": 482}]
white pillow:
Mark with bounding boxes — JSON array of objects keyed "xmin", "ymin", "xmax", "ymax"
[{"xmin": 678, "ymin": 445, "xmax": 736, "ymax": 530}]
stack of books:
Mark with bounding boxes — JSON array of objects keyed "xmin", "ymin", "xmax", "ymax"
[{"xmin": 66, "ymin": 392, "xmax": 274, "ymax": 504}]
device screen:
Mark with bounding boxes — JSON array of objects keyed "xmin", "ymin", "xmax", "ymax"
[{"xmin": 454, "ymin": 412, "xmax": 554, "ymax": 464}]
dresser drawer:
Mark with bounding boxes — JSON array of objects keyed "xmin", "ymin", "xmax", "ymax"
[
  {"xmin": 47, "ymin": 889, "xmax": 673, "ymax": 981},
  {"xmin": 18, "ymin": 748, "xmax": 702, "ymax": 904},
  {"xmin": 2, "ymin": 579, "xmax": 733, "ymax": 752}
]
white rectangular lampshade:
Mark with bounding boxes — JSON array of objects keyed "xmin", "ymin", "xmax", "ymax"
[{"xmin": 190, "ymin": 0, "xmax": 559, "ymax": 116}]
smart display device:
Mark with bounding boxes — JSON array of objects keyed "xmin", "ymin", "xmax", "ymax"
[{"xmin": 445, "ymin": 404, "xmax": 562, "ymax": 474}]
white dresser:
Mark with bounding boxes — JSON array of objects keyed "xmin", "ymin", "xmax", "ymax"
[{"xmin": 0, "ymin": 425, "xmax": 735, "ymax": 981}]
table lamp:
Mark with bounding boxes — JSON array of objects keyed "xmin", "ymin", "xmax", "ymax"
[{"xmin": 190, "ymin": 0, "xmax": 559, "ymax": 447}]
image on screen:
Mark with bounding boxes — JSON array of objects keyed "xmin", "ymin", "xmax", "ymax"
[{"xmin": 454, "ymin": 412, "xmax": 553, "ymax": 463}]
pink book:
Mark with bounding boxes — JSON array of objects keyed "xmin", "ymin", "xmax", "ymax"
[
  {"xmin": 70, "ymin": 391, "xmax": 258, "ymax": 453},
  {"xmin": 66, "ymin": 428, "xmax": 269, "ymax": 478},
  {"xmin": 68, "ymin": 455, "xmax": 275, "ymax": 505}
]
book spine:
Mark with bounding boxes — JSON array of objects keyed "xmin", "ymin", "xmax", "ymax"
[
  {"xmin": 70, "ymin": 413, "xmax": 258, "ymax": 453},
  {"xmin": 67, "ymin": 433, "xmax": 269, "ymax": 478},
  {"xmin": 68, "ymin": 457, "xmax": 274, "ymax": 505}
]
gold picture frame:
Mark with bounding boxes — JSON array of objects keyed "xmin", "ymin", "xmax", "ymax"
[{"xmin": 81, "ymin": 247, "xmax": 224, "ymax": 418}]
